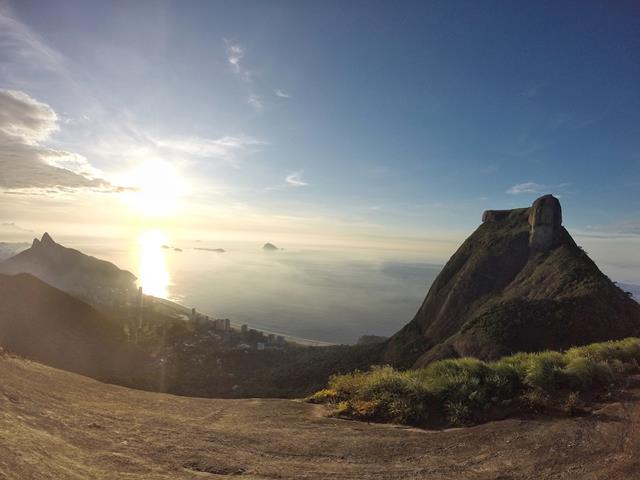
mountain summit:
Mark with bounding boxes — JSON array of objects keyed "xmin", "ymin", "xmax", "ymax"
[
  {"xmin": 0, "ymin": 233, "xmax": 136, "ymax": 302},
  {"xmin": 384, "ymin": 195, "xmax": 640, "ymax": 368}
]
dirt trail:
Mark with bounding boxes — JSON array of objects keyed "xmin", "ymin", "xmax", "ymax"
[{"xmin": 1, "ymin": 356, "xmax": 640, "ymax": 479}]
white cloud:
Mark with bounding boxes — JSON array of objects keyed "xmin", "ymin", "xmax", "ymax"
[
  {"xmin": 506, "ymin": 181, "xmax": 568, "ymax": 195},
  {"xmin": 247, "ymin": 94, "xmax": 263, "ymax": 111},
  {"xmin": 275, "ymin": 89, "xmax": 290, "ymax": 99},
  {"xmin": 285, "ymin": 172, "xmax": 309, "ymax": 187},
  {"xmin": 506, "ymin": 182, "xmax": 545, "ymax": 195},
  {"xmin": 225, "ymin": 41, "xmax": 251, "ymax": 82},
  {"xmin": 226, "ymin": 44, "xmax": 244, "ymax": 72},
  {"xmin": 0, "ymin": 89, "xmax": 58, "ymax": 143},
  {"xmin": 0, "ymin": 89, "xmax": 120, "ymax": 193}
]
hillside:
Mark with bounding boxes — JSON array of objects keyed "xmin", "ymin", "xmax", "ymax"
[
  {"xmin": 0, "ymin": 270, "xmax": 378, "ymax": 399},
  {"xmin": 0, "ymin": 233, "xmax": 136, "ymax": 302},
  {"xmin": 0, "ymin": 273, "xmax": 147, "ymax": 383},
  {"xmin": 384, "ymin": 195, "xmax": 640, "ymax": 368},
  {"xmin": 1, "ymin": 353, "xmax": 640, "ymax": 479}
]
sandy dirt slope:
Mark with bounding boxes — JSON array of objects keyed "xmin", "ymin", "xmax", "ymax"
[{"xmin": 1, "ymin": 355, "xmax": 640, "ymax": 480}]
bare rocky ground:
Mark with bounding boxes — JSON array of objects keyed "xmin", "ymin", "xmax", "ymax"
[{"xmin": 1, "ymin": 355, "xmax": 640, "ymax": 480}]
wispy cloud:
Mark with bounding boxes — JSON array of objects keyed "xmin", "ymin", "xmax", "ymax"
[
  {"xmin": 506, "ymin": 182, "xmax": 545, "ymax": 195},
  {"xmin": 226, "ymin": 43, "xmax": 244, "ymax": 72},
  {"xmin": 247, "ymin": 94, "xmax": 263, "ymax": 111},
  {"xmin": 224, "ymin": 40, "xmax": 251, "ymax": 82},
  {"xmin": 155, "ymin": 134, "xmax": 265, "ymax": 166},
  {"xmin": 0, "ymin": 221, "xmax": 32, "ymax": 232},
  {"xmin": 285, "ymin": 172, "xmax": 309, "ymax": 187},
  {"xmin": 275, "ymin": 89, "xmax": 290, "ymax": 99},
  {"xmin": 0, "ymin": 6, "xmax": 65, "ymax": 74},
  {"xmin": 506, "ymin": 181, "xmax": 568, "ymax": 195},
  {"xmin": 517, "ymin": 82, "xmax": 546, "ymax": 99}
]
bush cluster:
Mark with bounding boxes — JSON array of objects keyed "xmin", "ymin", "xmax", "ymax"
[{"xmin": 306, "ymin": 338, "xmax": 640, "ymax": 427}]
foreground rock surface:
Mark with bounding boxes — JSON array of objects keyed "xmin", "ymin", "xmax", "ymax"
[{"xmin": 2, "ymin": 355, "xmax": 640, "ymax": 480}]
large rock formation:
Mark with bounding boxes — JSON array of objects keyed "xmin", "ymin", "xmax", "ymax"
[
  {"xmin": 528, "ymin": 194, "xmax": 562, "ymax": 250},
  {"xmin": 0, "ymin": 233, "xmax": 136, "ymax": 303},
  {"xmin": 384, "ymin": 195, "xmax": 640, "ymax": 368}
]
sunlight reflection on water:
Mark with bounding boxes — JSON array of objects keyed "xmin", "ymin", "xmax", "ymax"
[{"xmin": 137, "ymin": 230, "xmax": 171, "ymax": 298}]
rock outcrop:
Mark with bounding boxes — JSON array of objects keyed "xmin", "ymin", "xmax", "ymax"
[
  {"xmin": 481, "ymin": 209, "xmax": 511, "ymax": 223},
  {"xmin": 483, "ymin": 194, "xmax": 563, "ymax": 251},
  {"xmin": 528, "ymin": 194, "xmax": 562, "ymax": 250},
  {"xmin": 384, "ymin": 195, "xmax": 640, "ymax": 368}
]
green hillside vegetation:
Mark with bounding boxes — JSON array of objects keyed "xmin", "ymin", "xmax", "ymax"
[{"xmin": 307, "ymin": 337, "xmax": 640, "ymax": 427}]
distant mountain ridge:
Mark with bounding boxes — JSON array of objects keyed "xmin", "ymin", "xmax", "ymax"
[
  {"xmin": 0, "ymin": 233, "xmax": 136, "ymax": 302},
  {"xmin": 384, "ymin": 195, "xmax": 640, "ymax": 368},
  {"xmin": 0, "ymin": 241, "xmax": 30, "ymax": 262}
]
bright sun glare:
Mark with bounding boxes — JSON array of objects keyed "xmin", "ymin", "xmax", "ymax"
[
  {"xmin": 138, "ymin": 230, "xmax": 171, "ymax": 298},
  {"xmin": 125, "ymin": 160, "xmax": 187, "ymax": 217}
]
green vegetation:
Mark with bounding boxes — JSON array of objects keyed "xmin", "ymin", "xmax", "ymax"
[{"xmin": 307, "ymin": 338, "xmax": 640, "ymax": 427}]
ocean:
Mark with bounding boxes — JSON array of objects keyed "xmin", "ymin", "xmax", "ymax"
[{"xmin": 68, "ymin": 233, "xmax": 442, "ymax": 344}]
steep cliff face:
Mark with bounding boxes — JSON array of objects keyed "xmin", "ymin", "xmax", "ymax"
[{"xmin": 384, "ymin": 195, "xmax": 640, "ymax": 368}]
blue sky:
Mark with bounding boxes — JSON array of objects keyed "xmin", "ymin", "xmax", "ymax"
[{"xmin": 0, "ymin": 1, "xmax": 639, "ymax": 256}]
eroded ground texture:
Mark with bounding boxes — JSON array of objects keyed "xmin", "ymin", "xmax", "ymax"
[{"xmin": 1, "ymin": 356, "xmax": 640, "ymax": 480}]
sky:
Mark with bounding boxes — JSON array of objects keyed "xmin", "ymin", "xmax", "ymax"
[{"xmin": 0, "ymin": 0, "xmax": 639, "ymax": 267}]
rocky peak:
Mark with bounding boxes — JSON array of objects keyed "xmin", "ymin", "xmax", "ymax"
[
  {"xmin": 384, "ymin": 192, "xmax": 640, "ymax": 369},
  {"xmin": 528, "ymin": 194, "xmax": 562, "ymax": 251},
  {"xmin": 482, "ymin": 195, "xmax": 563, "ymax": 251},
  {"xmin": 32, "ymin": 232, "xmax": 56, "ymax": 250},
  {"xmin": 41, "ymin": 232, "xmax": 55, "ymax": 246}
]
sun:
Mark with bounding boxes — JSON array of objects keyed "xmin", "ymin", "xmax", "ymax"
[{"xmin": 124, "ymin": 160, "xmax": 187, "ymax": 217}]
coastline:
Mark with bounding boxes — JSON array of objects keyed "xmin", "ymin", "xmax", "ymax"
[{"xmin": 151, "ymin": 295, "xmax": 336, "ymax": 347}]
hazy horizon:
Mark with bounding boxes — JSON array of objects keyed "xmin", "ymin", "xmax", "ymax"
[{"xmin": 2, "ymin": 227, "xmax": 639, "ymax": 343}]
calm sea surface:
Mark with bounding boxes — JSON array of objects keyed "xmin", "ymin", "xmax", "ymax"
[{"xmin": 69, "ymin": 234, "xmax": 442, "ymax": 344}]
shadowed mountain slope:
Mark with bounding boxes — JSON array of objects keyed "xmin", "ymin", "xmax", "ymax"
[
  {"xmin": 0, "ymin": 273, "xmax": 145, "ymax": 382},
  {"xmin": 0, "ymin": 233, "xmax": 136, "ymax": 301},
  {"xmin": 384, "ymin": 195, "xmax": 640, "ymax": 368}
]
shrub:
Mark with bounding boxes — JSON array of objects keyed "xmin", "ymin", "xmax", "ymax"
[
  {"xmin": 522, "ymin": 351, "xmax": 567, "ymax": 391},
  {"xmin": 562, "ymin": 357, "xmax": 613, "ymax": 390},
  {"xmin": 327, "ymin": 366, "xmax": 434, "ymax": 424},
  {"xmin": 307, "ymin": 337, "xmax": 640, "ymax": 427},
  {"xmin": 519, "ymin": 388, "xmax": 550, "ymax": 412},
  {"xmin": 566, "ymin": 338, "xmax": 640, "ymax": 364},
  {"xmin": 305, "ymin": 388, "xmax": 338, "ymax": 404},
  {"xmin": 445, "ymin": 400, "xmax": 471, "ymax": 425}
]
